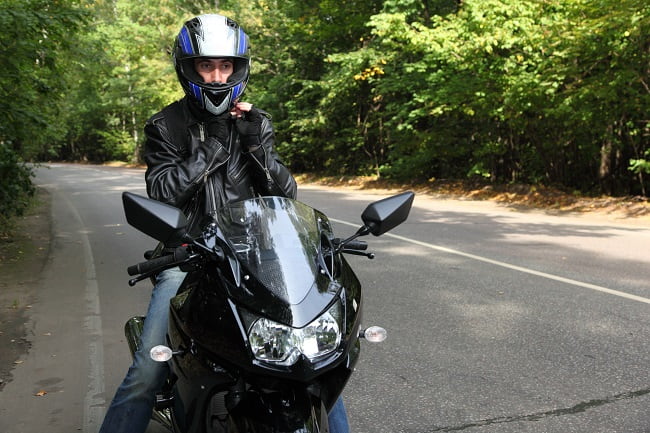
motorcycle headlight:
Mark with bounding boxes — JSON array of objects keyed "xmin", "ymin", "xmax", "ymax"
[{"xmin": 248, "ymin": 302, "xmax": 342, "ymax": 366}]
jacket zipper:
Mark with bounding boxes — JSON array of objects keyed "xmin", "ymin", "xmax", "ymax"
[
  {"xmin": 200, "ymin": 122, "xmax": 225, "ymax": 211},
  {"xmin": 199, "ymin": 123, "xmax": 206, "ymax": 142},
  {"xmin": 250, "ymin": 145, "xmax": 273, "ymax": 185},
  {"xmin": 207, "ymin": 175, "xmax": 217, "ymax": 213},
  {"xmin": 192, "ymin": 122, "xmax": 217, "ymax": 187}
]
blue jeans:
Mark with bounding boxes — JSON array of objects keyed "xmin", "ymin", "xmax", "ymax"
[{"xmin": 99, "ymin": 268, "xmax": 350, "ymax": 433}]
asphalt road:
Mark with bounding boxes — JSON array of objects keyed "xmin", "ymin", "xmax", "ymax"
[{"xmin": 1, "ymin": 163, "xmax": 649, "ymax": 433}]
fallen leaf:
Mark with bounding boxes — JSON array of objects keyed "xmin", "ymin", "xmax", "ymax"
[{"xmin": 35, "ymin": 390, "xmax": 47, "ymax": 397}]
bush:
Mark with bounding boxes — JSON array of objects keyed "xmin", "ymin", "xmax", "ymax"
[{"xmin": 0, "ymin": 142, "xmax": 35, "ymax": 233}]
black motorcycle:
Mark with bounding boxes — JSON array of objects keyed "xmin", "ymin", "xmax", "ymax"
[{"xmin": 121, "ymin": 191, "xmax": 414, "ymax": 432}]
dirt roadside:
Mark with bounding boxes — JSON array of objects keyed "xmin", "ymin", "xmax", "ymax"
[
  {"xmin": 295, "ymin": 174, "xmax": 650, "ymax": 221},
  {"xmin": 0, "ymin": 189, "xmax": 52, "ymax": 390},
  {"xmin": 0, "ymin": 178, "xmax": 648, "ymax": 390}
]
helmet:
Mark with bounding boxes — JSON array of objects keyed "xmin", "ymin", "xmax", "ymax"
[{"xmin": 173, "ymin": 14, "xmax": 250, "ymax": 115}]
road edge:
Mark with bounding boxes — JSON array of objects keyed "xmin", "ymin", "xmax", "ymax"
[{"xmin": 0, "ymin": 188, "xmax": 52, "ymax": 390}]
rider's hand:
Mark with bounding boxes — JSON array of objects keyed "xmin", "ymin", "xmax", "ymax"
[{"xmin": 233, "ymin": 103, "xmax": 262, "ymax": 152}]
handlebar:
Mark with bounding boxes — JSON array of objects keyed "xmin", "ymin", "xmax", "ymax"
[
  {"xmin": 127, "ymin": 247, "xmax": 190, "ymax": 276},
  {"xmin": 345, "ymin": 240, "xmax": 368, "ymax": 251},
  {"xmin": 332, "ymin": 238, "xmax": 374, "ymax": 259},
  {"xmin": 332, "ymin": 238, "xmax": 367, "ymax": 250}
]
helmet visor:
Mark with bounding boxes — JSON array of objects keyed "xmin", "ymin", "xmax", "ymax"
[{"xmin": 179, "ymin": 56, "xmax": 249, "ymax": 91}]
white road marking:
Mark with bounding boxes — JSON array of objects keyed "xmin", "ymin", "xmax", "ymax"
[
  {"xmin": 59, "ymin": 192, "xmax": 106, "ymax": 429},
  {"xmin": 331, "ymin": 218, "xmax": 650, "ymax": 305}
]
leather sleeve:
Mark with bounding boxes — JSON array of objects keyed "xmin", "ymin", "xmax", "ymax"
[
  {"xmin": 143, "ymin": 114, "xmax": 215, "ymax": 208},
  {"xmin": 245, "ymin": 115, "xmax": 298, "ymax": 199}
]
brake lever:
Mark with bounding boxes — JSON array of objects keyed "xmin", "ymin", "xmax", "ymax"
[
  {"xmin": 128, "ymin": 273, "xmax": 151, "ymax": 287},
  {"xmin": 341, "ymin": 249, "xmax": 375, "ymax": 259}
]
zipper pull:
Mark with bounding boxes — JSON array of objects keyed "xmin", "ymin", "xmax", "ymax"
[
  {"xmin": 261, "ymin": 147, "xmax": 273, "ymax": 183},
  {"xmin": 199, "ymin": 123, "xmax": 205, "ymax": 143},
  {"xmin": 257, "ymin": 146, "xmax": 273, "ymax": 184}
]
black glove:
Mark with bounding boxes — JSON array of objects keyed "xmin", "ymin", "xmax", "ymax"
[{"xmin": 235, "ymin": 107, "xmax": 263, "ymax": 151}]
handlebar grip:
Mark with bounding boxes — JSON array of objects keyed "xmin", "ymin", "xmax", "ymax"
[
  {"xmin": 345, "ymin": 240, "xmax": 368, "ymax": 251},
  {"xmin": 127, "ymin": 247, "xmax": 189, "ymax": 276}
]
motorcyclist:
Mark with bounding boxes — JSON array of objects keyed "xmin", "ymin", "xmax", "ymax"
[{"xmin": 99, "ymin": 13, "xmax": 349, "ymax": 433}]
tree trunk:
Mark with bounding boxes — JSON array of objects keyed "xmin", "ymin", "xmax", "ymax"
[{"xmin": 599, "ymin": 130, "xmax": 613, "ymax": 195}]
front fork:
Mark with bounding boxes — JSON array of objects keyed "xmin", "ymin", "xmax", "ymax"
[{"xmin": 124, "ymin": 316, "xmax": 145, "ymax": 357}]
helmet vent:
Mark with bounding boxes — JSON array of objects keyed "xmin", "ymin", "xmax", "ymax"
[{"xmin": 186, "ymin": 18, "xmax": 203, "ymax": 39}]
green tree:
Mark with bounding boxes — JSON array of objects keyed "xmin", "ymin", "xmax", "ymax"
[
  {"xmin": 58, "ymin": 0, "xmax": 188, "ymax": 162},
  {"xmin": 220, "ymin": 0, "xmax": 385, "ymax": 173},
  {"xmin": 4, "ymin": 0, "xmax": 648, "ymax": 197},
  {"xmin": 555, "ymin": 0, "xmax": 650, "ymax": 194},
  {"xmin": 327, "ymin": 0, "xmax": 649, "ymax": 196},
  {"xmin": 0, "ymin": 0, "xmax": 86, "ymax": 224},
  {"xmin": 0, "ymin": 0, "xmax": 87, "ymax": 158}
]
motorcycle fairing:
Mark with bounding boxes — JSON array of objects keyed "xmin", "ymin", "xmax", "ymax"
[
  {"xmin": 169, "ymin": 282, "xmax": 360, "ymax": 382},
  {"xmin": 222, "ymin": 390, "xmax": 330, "ymax": 433},
  {"xmin": 213, "ymin": 197, "xmax": 341, "ymax": 328},
  {"xmin": 162, "ymin": 197, "xmax": 363, "ymax": 432}
]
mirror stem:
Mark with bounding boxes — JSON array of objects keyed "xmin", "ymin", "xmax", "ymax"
[
  {"xmin": 335, "ymin": 226, "xmax": 371, "ymax": 253},
  {"xmin": 356, "ymin": 226, "xmax": 371, "ymax": 237}
]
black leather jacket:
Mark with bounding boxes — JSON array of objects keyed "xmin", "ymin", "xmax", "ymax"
[{"xmin": 143, "ymin": 97, "xmax": 297, "ymax": 236}]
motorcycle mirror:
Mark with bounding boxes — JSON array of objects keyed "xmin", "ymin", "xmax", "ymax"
[
  {"xmin": 122, "ymin": 192, "xmax": 190, "ymax": 246},
  {"xmin": 361, "ymin": 191, "xmax": 415, "ymax": 236}
]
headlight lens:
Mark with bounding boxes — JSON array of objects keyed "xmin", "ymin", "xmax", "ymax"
[{"xmin": 248, "ymin": 302, "xmax": 342, "ymax": 366}]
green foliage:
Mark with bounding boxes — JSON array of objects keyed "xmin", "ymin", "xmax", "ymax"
[
  {"xmin": 0, "ymin": 0, "xmax": 88, "ymax": 157},
  {"xmin": 59, "ymin": 0, "xmax": 189, "ymax": 162},
  {"xmin": 3, "ymin": 0, "xmax": 649, "ymax": 196},
  {"xmin": 629, "ymin": 153, "xmax": 650, "ymax": 174},
  {"xmin": 324, "ymin": 0, "xmax": 649, "ymax": 194},
  {"xmin": 0, "ymin": 0, "xmax": 84, "ymax": 220},
  {"xmin": 221, "ymin": 0, "xmax": 385, "ymax": 174},
  {"xmin": 0, "ymin": 143, "xmax": 35, "ymax": 229}
]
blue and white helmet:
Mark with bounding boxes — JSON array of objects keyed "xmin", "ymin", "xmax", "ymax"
[{"xmin": 173, "ymin": 14, "xmax": 250, "ymax": 115}]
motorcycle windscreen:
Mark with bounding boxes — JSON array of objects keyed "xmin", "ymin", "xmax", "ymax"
[{"xmin": 216, "ymin": 197, "xmax": 328, "ymax": 306}]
